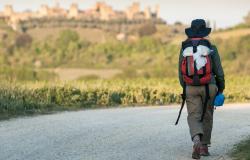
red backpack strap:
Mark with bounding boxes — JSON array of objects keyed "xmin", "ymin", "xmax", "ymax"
[{"xmin": 181, "ymin": 57, "xmax": 195, "ymax": 85}]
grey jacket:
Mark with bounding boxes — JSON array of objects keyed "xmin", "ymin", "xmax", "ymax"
[{"xmin": 178, "ymin": 45, "xmax": 225, "ymax": 93}]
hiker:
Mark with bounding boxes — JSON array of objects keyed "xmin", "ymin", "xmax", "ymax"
[{"xmin": 177, "ymin": 19, "xmax": 225, "ymax": 159}]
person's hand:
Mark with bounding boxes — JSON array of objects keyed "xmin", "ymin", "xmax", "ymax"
[{"xmin": 214, "ymin": 93, "xmax": 225, "ymax": 107}]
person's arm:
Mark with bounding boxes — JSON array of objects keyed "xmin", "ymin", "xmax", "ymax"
[
  {"xmin": 178, "ymin": 48, "xmax": 184, "ymax": 88},
  {"xmin": 211, "ymin": 45, "xmax": 225, "ymax": 93}
]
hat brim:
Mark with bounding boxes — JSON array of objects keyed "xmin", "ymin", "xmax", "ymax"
[{"xmin": 185, "ymin": 27, "xmax": 211, "ymax": 38}]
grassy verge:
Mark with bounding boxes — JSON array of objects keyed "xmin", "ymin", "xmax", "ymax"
[
  {"xmin": 231, "ymin": 137, "xmax": 250, "ymax": 160},
  {"xmin": 0, "ymin": 79, "xmax": 181, "ymax": 119},
  {"xmin": 0, "ymin": 77, "xmax": 250, "ymax": 120}
]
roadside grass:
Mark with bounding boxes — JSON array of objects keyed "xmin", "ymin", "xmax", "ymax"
[
  {"xmin": 0, "ymin": 78, "xmax": 181, "ymax": 120},
  {"xmin": 231, "ymin": 137, "xmax": 250, "ymax": 160},
  {"xmin": 0, "ymin": 76, "xmax": 250, "ymax": 120}
]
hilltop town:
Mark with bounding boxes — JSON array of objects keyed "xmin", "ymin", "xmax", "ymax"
[{"xmin": 0, "ymin": 2, "xmax": 164, "ymax": 32}]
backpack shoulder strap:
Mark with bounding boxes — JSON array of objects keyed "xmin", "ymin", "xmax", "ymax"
[
  {"xmin": 182, "ymin": 39, "xmax": 193, "ymax": 50},
  {"xmin": 182, "ymin": 38, "xmax": 211, "ymax": 52},
  {"xmin": 198, "ymin": 38, "xmax": 212, "ymax": 49}
]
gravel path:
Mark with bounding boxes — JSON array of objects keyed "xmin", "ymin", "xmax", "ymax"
[{"xmin": 1, "ymin": 104, "xmax": 250, "ymax": 160}]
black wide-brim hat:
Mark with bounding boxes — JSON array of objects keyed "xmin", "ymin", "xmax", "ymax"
[{"xmin": 185, "ymin": 19, "xmax": 211, "ymax": 38}]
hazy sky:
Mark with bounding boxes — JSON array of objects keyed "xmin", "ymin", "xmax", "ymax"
[{"xmin": 0, "ymin": 0, "xmax": 250, "ymax": 28}]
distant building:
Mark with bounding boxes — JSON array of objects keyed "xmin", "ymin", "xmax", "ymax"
[{"xmin": 0, "ymin": 2, "xmax": 163, "ymax": 31}]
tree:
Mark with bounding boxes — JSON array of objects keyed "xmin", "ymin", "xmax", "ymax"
[
  {"xmin": 15, "ymin": 33, "xmax": 32, "ymax": 48},
  {"xmin": 138, "ymin": 23, "xmax": 157, "ymax": 37},
  {"xmin": 57, "ymin": 29, "xmax": 79, "ymax": 49}
]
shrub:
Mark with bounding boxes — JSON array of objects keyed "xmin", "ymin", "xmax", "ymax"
[
  {"xmin": 138, "ymin": 23, "xmax": 157, "ymax": 37},
  {"xmin": 56, "ymin": 29, "xmax": 79, "ymax": 50},
  {"xmin": 15, "ymin": 33, "xmax": 32, "ymax": 48}
]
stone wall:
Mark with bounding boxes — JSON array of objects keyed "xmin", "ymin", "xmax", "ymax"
[{"xmin": 17, "ymin": 18, "xmax": 165, "ymax": 33}]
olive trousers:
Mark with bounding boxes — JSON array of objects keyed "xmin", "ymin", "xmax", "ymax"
[{"xmin": 186, "ymin": 84, "xmax": 218, "ymax": 145}]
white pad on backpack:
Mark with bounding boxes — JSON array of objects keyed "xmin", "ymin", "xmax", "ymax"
[{"xmin": 182, "ymin": 45, "xmax": 212, "ymax": 70}]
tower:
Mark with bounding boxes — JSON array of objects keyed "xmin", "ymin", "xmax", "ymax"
[
  {"xmin": 39, "ymin": 5, "xmax": 49, "ymax": 17},
  {"xmin": 68, "ymin": 3, "xmax": 79, "ymax": 18},
  {"xmin": 144, "ymin": 6, "xmax": 151, "ymax": 19},
  {"xmin": 206, "ymin": 19, "xmax": 211, "ymax": 28},
  {"xmin": 244, "ymin": 11, "xmax": 250, "ymax": 24},
  {"xmin": 155, "ymin": 4, "xmax": 160, "ymax": 18},
  {"xmin": 131, "ymin": 2, "xmax": 140, "ymax": 13},
  {"xmin": 213, "ymin": 20, "xmax": 217, "ymax": 32},
  {"xmin": 126, "ymin": 2, "xmax": 140, "ymax": 20},
  {"xmin": 55, "ymin": 0, "xmax": 60, "ymax": 8},
  {"xmin": 3, "ymin": 5, "xmax": 14, "ymax": 16}
]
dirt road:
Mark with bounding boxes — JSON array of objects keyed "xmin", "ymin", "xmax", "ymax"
[{"xmin": 1, "ymin": 104, "xmax": 250, "ymax": 160}]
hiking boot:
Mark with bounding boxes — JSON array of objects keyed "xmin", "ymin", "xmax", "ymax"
[
  {"xmin": 200, "ymin": 145, "xmax": 210, "ymax": 156},
  {"xmin": 192, "ymin": 142, "xmax": 201, "ymax": 159}
]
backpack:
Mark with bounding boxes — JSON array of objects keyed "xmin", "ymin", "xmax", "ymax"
[
  {"xmin": 181, "ymin": 38, "xmax": 212, "ymax": 85},
  {"xmin": 175, "ymin": 38, "xmax": 213, "ymax": 125}
]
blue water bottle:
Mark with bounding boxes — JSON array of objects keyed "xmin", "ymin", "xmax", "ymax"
[{"xmin": 214, "ymin": 93, "xmax": 225, "ymax": 107}]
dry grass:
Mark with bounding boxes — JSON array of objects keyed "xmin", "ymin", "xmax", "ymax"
[
  {"xmin": 212, "ymin": 28, "xmax": 250, "ymax": 39},
  {"xmin": 170, "ymin": 28, "xmax": 250, "ymax": 45},
  {"xmin": 27, "ymin": 27, "xmax": 115, "ymax": 43},
  {"xmin": 48, "ymin": 68, "xmax": 122, "ymax": 80}
]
